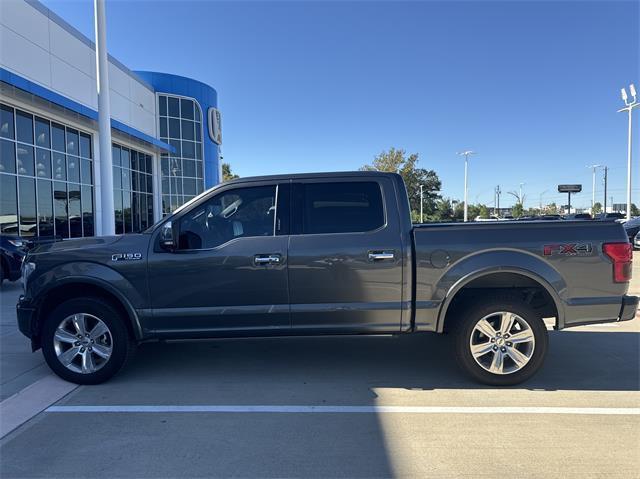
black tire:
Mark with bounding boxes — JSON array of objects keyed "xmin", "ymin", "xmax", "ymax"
[
  {"xmin": 41, "ymin": 297, "xmax": 135, "ymax": 385},
  {"xmin": 452, "ymin": 295, "xmax": 548, "ymax": 386}
]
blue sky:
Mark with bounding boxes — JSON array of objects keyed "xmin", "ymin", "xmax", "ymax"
[{"xmin": 41, "ymin": 0, "xmax": 639, "ymax": 208}]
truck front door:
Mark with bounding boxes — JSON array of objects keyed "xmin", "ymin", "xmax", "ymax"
[
  {"xmin": 288, "ymin": 177, "xmax": 404, "ymax": 333},
  {"xmin": 146, "ymin": 182, "xmax": 290, "ymax": 335}
]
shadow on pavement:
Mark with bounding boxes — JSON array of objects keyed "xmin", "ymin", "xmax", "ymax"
[{"xmin": 111, "ymin": 329, "xmax": 639, "ymax": 398}]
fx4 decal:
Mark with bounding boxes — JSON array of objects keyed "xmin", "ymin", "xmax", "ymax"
[
  {"xmin": 111, "ymin": 253, "xmax": 143, "ymax": 262},
  {"xmin": 543, "ymin": 243, "xmax": 593, "ymax": 257}
]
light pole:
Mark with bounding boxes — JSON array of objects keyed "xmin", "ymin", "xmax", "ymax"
[
  {"xmin": 419, "ymin": 184, "xmax": 424, "ymax": 223},
  {"xmin": 586, "ymin": 164, "xmax": 602, "ymax": 211},
  {"xmin": 457, "ymin": 150, "xmax": 476, "ymax": 222},
  {"xmin": 619, "ymin": 84, "xmax": 638, "ymax": 220}
]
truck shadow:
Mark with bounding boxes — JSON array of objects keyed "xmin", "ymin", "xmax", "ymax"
[{"xmin": 120, "ymin": 329, "xmax": 640, "ymax": 395}]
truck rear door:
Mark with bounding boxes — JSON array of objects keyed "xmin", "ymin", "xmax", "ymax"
[{"xmin": 288, "ymin": 176, "xmax": 404, "ymax": 332}]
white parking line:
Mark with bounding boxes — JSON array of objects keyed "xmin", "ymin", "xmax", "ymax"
[{"xmin": 46, "ymin": 405, "xmax": 640, "ymax": 415}]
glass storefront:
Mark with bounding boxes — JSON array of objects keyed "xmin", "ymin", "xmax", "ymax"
[
  {"xmin": 112, "ymin": 143, "xmax": 154, "ymax": 234},
  {"xmin": 0, "ymin": 102, "xmax": 94, "ymax": 237},
  {"xmin": 157, "ymin": 94, "xmax": 205, "ymax": 216}
]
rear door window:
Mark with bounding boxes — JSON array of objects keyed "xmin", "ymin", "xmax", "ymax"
[{"xmin": 296, "ymin": 181, "xmax": 385, "ymax": 234}]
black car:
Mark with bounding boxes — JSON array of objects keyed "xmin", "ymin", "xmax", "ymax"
[
  {"xmin": 623, "ymin": 217, "xmax": 640, "ymax": 243},
  {"xmin": 0, "ymin": 235, "xmax": 27, "ymax": 283},
  {"xmin": 563, "ymin": 213, "xmax": 592, "ymax": 220}
]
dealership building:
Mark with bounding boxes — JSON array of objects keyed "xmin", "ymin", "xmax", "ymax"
[{"xmin": 0, "ymin": 0, "xmax": 222, "ymax": 238}]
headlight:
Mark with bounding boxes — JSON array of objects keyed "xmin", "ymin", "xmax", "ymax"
[
  {"xmin": 21, "ymin": 262, "xmax": 36, "ymax": 292},
  {"xmin": 8, "ymin": 239, "xmax": 26, "ymax": 248}
]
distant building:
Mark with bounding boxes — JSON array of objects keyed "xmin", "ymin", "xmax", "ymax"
[{"xmin": 0, "ymin": 0, "xmax": 222, "ymax": 238}]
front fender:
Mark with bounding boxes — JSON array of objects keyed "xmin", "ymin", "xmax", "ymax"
[
  {"xmin": 432, "ymin": 250, "xmax": 567, "ymax": 332},
  {"xmin": 28, "ymin": 262, "xmax": 145, "ymax": 339}
]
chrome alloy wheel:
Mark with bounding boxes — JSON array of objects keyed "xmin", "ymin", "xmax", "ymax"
[
  {"xmin": 53, "ymin": 313, "xmax": 113, "ymax": 374},
  {"xmin": 469, "ymin": 311, "xmax": 535, "ymax": 375}
]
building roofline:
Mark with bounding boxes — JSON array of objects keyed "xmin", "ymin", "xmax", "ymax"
[{"xmin": 24, "ymin": 0, "xmax": 155, "ymax": 92}]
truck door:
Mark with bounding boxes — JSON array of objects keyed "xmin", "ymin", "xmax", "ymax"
[
  {"xmin": 146, "ymin": 182, "xmax": 290, "ymax": 335},
  {"xmin": 288, "ymin": 177, "xmax": 404, "ymax": 332}
]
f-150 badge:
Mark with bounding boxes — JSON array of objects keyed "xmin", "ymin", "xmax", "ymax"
[
  {"xmin": 111, "ymin": 253, "xmax": 142, "ymax": 262},
  {"xmin": 543, "ymin": 243, "xmax": 593, "ymax": 256}
]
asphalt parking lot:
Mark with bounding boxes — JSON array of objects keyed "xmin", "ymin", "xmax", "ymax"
[{"xmin": 1, "ymin": 264, "xmax": 638, "ymax": 478}]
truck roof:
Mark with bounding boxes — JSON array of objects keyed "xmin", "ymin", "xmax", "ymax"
[{"xmin": 223, "ymin": 170, "xmax": 398, "ymax": 185}]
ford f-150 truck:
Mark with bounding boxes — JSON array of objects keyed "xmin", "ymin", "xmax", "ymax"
[{"xmin": 16, "ymin": 171, "xmax": 638, "ymax": 385}]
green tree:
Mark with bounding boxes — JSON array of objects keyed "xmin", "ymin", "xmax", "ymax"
[
  {"xmin": 592, "ymin": 202, "xmax": 602, "ymax": 215},
  {"xmin": 546, "ymin": 202, "xmax": 558, "ymax": 215},
  {"xmin": 631, "ymin": 203, "xmax": 639, "ymax": 216},
  {"xmin": 222, "ymin": 163, "xmax": 239, "ymax": 182},
  {"xmin": 478, "ymin": 204, "xmax": 490, "ymax": 219},
  {"xmin": 361, "ymin": 148, "xmax": 441, "ymax": 220},
  {"xmin": 512, "ymin": 203, "xmax": 524, "ymax": 218},
  {"xmin": 433, "ymin": 198, "xmax": 454, "ymax": 221}
]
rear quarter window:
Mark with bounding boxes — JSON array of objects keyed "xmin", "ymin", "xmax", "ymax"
[{"xmin": 299, "ymin": 181, "xmax": 385, "ymax": 234}]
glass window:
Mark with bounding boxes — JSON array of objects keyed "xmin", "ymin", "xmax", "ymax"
[
  {"xmin": 300, "ymin": 182, "xmax": 385, "ymax": 235},
  {"xmin": 67, "ymin": 155, "xmax": 80, "ymax": 183},
  {"xmin": 195, "ymin": 123, "xmax": 202, "ymax": 142},
  {"xmin": 53, "ymin": 181, "xmax": 69, "ymax": 238},
  {"xmin": 66, "ymin": 129, "xmax": 79, "ymax": 155},
  {"xmin": 180, "ymin": 99, "xmax": 194, "ymax": 120},
  {"xmin": 181, "ymin": 120, "xmax": 194, "ymax": 141},
  {"xmin": 159, "ymin": 118, "xmax": 168, "ymax": 139},
  {"xmin": 113, "ymin": 166, "xmax": 122, "ymax": 189},
  {"xmin": 16, "ymin": 110, "xmax": 34, "ymax": 144},
  {"xmin": 16, "ymin": 145, "xmax": 34, "ymax": 176},
  {"xmin": 35, "ymin": 148, "xmax": 51, "ymax": 178},
  {"xmin": 0, "ymin": 105, "xmax": 14, "ymax": 140},
  {"xmin": 37, "ymin": 180, "xmax": 54, "ymax": 237},
  {"xmin": 168, "ymin": 96, "xmax": 179, "ymax": 117},
  {"xmin": 122, "ymin": 190, "xmax": 132, "ymax": 233},
  {"xmin": 182, "ymin": 141, "xmax": 195, "ymax": 159},
  {"xmin": 18, "ymin": 176, "xmax": 37, "ymax": 237},
  {"xmin": 0, "ymin": 139, "xmax": 16, "ymax": 174},
  {"xmin": 183, "ymin": 177, "xmax": 197, "ymax": 196},
  {"xmin": 177, "ymin": 185, "xmax": 276, "ymax": 250},
  {"xmin": 68, "ymin": 183, "xmax": 82, "ymax": 238},
  {"xmin": 81, "ymin": 159, "xmax": 92, "ymax": 185},
  {"xmin": 168, "ymin": 118, "xmax": 180, "ymax": 139},
  {"xmin": 0, "ymin": 174, "xmax": 17, "ymax": 233},
  {"xmin": 121, "ymin": 148, "xmax": 130, "ymax": 170},
  {"xmin": 51, "ymin": 123, "xmax": 65, "ymax": 152},
  {"xmin": 112, "ymin": 144, "xmax": 121, "ymax": 167},
  {"xmin": 80, "ymin": 133, "xmax": 92, "ymax": 158},
  {"xmin": 81, "ymin": 185, "xmax": 94, "ymax": 236},
  {"xmin": 53, "ymin": 152, "xmax": 66, "ymax": 181},
  {"xmin": 114, "ymin": 190, "xmax": 123, "ymax": 234},
  {"xmin": 158, "ymin": 95, "xmax": 167, "ymax": 116},
  {"xmin": 122, "ymin": 166, "xmax": 131, "ymax": 191},
  {"xmin": 35, "ymin": 117, "xmax": 50, "ymax": 148},
  {"xmin": 183, "ymin": 159, "xmax": 196, "ymax": 177}
]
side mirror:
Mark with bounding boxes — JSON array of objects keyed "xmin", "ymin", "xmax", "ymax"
[{"xmin": 159, "ymin": 221, "xmax": 176, "ymax": 251}]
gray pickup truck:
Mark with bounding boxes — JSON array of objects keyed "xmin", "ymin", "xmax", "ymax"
[{"xmin": 17, "ymin": 171, "xmax": 638, "ymax": 385}]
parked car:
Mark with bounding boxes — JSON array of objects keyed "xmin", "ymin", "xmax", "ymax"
[
  {"xmin": 635, "ymin": 231, "xmax": 640, "ymax": 250},
  {"xmin": 17, "ymin": 171, "xmax": 638, "ymax": 386},
  {"xmin": 539, "ymin": 214, "xmax": 562, "ymax": 220},
  {"xmin": 563, "ymin": 213, "xmax": 592, "ymax": 220},
  {"xmin": 623, "ymin": 217, "xmax": 640, "ymax": 243},
  {"xmin": 597, "ymin": 212, "xmax": 626, "ymax": 221},
  {"xmin": 1, "ymin": 234, "xmax": 27, "ymax": 283}
]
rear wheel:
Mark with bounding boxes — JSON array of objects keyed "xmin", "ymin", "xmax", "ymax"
[
  {"xmin": 41, "ymin": 297, "xmax": 135, "ymax": 384},
  {"xmin": 452, "ymin": 295, "xmax": 548, "ymax": 386}
]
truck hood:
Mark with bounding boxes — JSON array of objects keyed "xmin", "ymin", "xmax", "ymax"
[{"xmin": 30, "ymin": 235, "xmax": 123, "ymax": 254}]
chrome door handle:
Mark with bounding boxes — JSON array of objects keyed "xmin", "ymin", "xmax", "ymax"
[
  {"xmin": 368, "ymin": 251, "xmax": 395, "ymax": 261},
  {"xmin": 254, "ymin": 254, "xmax": 281, "ymax": 265}
]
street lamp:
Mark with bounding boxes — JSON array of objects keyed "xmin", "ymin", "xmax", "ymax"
[
  {"xmin": 618, "ymin": 83, "xmax": 639, "ymax": 220},
  {"xmin": 539, "ymin": 189, "xmax": 548, "ymax": 211},
  {"xmin": 457, "ymin": 150, "xmax": 476, "ymax": 222},
  {"xmin": 419, "ymin": 184, "xmax": 424, "ymax": 223},
  {"xmin": 586, "ymin": 164, "xmax": 602, "ymax": 211}
]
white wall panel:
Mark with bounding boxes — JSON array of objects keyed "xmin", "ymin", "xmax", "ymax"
[
  {"xmin": 130, "ymin": 80, "xmax": 155, "ymax": 114},
  {"xmin": 108, "ymin": 62, "xmax": 130, "ymax": 98},
  {"xmin": 0, "ymin": 0, "xmax": 49, "ymax": 50},
  {"xmin": 50, "ymin": 56, "xmax": 94, "ymax": 108},
  {"xmin": 109, "ymin": 90, "xmax": 131, "ymax": 125},
  {"xmin": 0, "ymin": 24, "xmax": 51, "ymax": 86},
  {"xmin": 49, "ymin": 21, "xmax": 92, "ymax": 78}
]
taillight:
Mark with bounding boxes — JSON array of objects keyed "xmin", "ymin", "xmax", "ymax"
[{"xmin": 603, "ymin": 242, "xmax": 633, "ymax": 283}]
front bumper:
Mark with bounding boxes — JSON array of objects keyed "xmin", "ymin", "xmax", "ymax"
[
  {"xmin": 16, "ymin": 295, "xmax": 36, "ymax": 339},
  {"xmin": 619, "ymin": 295, "xmax": 639, "ymax": 322}
]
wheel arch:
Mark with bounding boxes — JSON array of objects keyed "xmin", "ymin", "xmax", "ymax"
[
  {"xmin": 33, "ymin": 277, "xmax": 143, "ymax": 348},
  {"xmin": 436, "ymin": 266, "xmax": 564, "ymax": 333}
]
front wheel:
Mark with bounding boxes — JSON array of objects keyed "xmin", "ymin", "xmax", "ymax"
[
  {"xmin": 41, "ymin": 297, "xmax": 135, "ymax": 384},
  {"xmin": 452, "ymin": 295, "xmax": 548, "ymax": 386}
]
